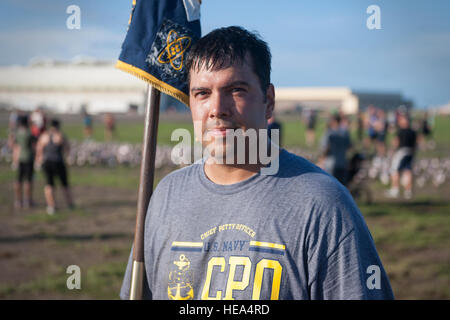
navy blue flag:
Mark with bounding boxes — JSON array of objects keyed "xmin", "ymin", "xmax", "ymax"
[{"xmin": 117, "ymin": 0, "xmax": 201, "ymax": 106}]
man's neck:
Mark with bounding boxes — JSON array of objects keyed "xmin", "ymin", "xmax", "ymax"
[{"xmin": 203, "ymin": 160, "xmax": 264, "ymax": 185}]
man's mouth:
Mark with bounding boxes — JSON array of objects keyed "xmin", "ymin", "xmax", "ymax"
[{"xmin": 206, "ymin": 127, "xmax": 236, "ymax": 137}]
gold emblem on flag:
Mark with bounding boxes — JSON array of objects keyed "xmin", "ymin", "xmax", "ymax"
[{"xmin": 157, "ymin": 30, "xmax": 192, "ymax": 71}]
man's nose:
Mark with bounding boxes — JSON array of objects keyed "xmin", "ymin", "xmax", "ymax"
[{"xmin": 209, "ymin": 92, "xmax": 231, "ymax": 119}]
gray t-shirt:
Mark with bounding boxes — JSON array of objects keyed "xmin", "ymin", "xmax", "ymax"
[{"xmin": 120, "ymin": 149, "xmax": 394, "ymax": 300}]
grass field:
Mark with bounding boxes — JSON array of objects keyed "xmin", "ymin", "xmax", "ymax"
[{"xmin": 0, "ymin": 113, "xmax": 449, "ymax": 299}]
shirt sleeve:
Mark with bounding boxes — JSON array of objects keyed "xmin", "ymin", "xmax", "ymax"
[
  {"xmin": 119, "ymin": 246, "xmax": 153, "ymax": 300},
  {"xmin": 305, "ymin": 185, "xmax": 394, "ymax": 300},
  {"xmin": 119, "ymin": 171, "xmax": 178, "ymax": 300},
  {"xmin": 308, "ymin": 229, "xmax": 394, "ymax": 299},
  {"xmin": 120, "ymin": 174, "xmax": 173, "ymax": 300}
]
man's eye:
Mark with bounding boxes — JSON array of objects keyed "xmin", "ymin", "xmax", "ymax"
[
  {"xmin": 232, "ymin": 87, "xmax": 246, "ymax": 93},
  {"xmin": 195, "ymin": 91, "xmax": 209, "ymax": 97}
]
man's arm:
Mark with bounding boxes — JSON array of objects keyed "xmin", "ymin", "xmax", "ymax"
[
  {"xmin": 308, "ymin": 228, "xmax": 394, "ymax": 299},
  {"xmin": 119, "ymin": 178, "xmax": 167, "ymax": 300},
  {"xmin": 120, "ymin": 246, "xmax": 153, "ymax": 300},
  {"xmin": 305, "ymin": 182, "xmax": 394, "ymax": 300}
]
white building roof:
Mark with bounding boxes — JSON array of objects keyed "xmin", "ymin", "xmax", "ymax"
[
  {"xmin": 275, "ymin": 87, "xmax": 353, "ymax": 101},
  {"xmin": 0, "ymin": 60, "xmax": 146, "ymax": 91},
  {"xmin": 0, "ymin": 59, "xmax": 409, "ymax": 115}
]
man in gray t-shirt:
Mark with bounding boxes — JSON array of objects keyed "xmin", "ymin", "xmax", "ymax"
[
  {"xmin": 320, "ymin": 114, "xmax": 352, "ymax": 186},
  {"xmin": 120, "ymin": 26, "xmax": 394, "ymax": 300}
]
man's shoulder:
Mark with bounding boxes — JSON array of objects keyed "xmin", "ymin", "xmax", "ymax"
[
  {"xmin": 278, "ymin": 149, "xmax": 326, "ymax": 180},
  {"xmin": 278, "ymin": 149, "xmax": 351, "ymax": 203},
  {"xmin": 280, "ymin": 151, "xmax": 365, "ymax": 234},
  {"xmin": 154, "ymin": 162, "xmax": 201, "ymax": 192}
]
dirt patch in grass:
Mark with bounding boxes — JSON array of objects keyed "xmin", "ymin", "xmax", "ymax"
[
  {"xmin": 360, "ymin": 195, "xmax": 450, "ymax": 299},
  {"xmin": 0, "ymin": 177, "xmax": 136, "ymax": 299}
]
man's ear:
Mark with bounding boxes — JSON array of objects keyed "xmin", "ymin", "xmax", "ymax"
[{"xmin": 265, "ymin": 84, "xmax": 275, "ymax": 119}]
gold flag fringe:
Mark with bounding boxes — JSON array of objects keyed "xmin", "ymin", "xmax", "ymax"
[{"xmin": 116, "ymin": 60, "xmax": 190, "ymax": 107}]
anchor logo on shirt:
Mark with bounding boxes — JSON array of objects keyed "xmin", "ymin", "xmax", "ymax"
[{"xmin": 168, "ymin": 254, "xmax": 194, "ymax": 300}]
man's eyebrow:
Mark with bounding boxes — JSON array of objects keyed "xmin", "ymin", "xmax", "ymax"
[
  {"xmin": 190, "ymin": 87, "xmax": 210, "ymax": 93},
  {"xmin": 223, "ymin": 81, "xmax": 250, "ymax": 89},
  {"xmin": 190, "ymin": 81, "xmax": 249, "ymax": 93}
]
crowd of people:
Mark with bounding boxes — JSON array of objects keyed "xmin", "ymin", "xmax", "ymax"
[
  {"xmin": 8, "ymin": 108, "xmax": 74, "ymax": 214},
  {"xmin": 82, "ymin": 109, "xmax": 116, "ymax": 141},
  {"xmin": 316, "ymin": 105, "xmax": 434, "ymax": 200},
  {"xmin": 7, "ymin": 107, "xmax": 122, "ymax": 214}
]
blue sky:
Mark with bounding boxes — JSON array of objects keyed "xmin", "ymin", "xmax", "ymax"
[{"xmin": 0, "ymin": 0, "xmax": 449, "ymax": 108}]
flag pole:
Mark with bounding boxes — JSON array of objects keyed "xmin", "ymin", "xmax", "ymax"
[{"xmin": 130, "ymin": 84, "xmax": 160, "ymax": 300}]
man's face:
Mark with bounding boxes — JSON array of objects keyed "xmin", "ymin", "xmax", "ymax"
[{"xmin": 189, "ymin": 55, "xmax": 274, "ymax": 160}]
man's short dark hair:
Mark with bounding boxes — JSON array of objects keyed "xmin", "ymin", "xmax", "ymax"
[{"xmin": 186, "ymin": 26, "xmax": 272, "ymax": 94}]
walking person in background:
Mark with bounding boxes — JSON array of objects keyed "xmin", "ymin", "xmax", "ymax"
[
  {"xmin": 319, "ymin": 114, "xmax": 352, "ymax": 186},
  {"xmin": 374, "ymin": 109, "xmax": 388, "ymax": 158},
  {"xmin": 386, "ymin": 112, "xmax": 417, "ymax": 200},
  {"xmin": 304, "ymin": 109, "xmax": 317, "ymax": 147},
  {"xmin": 82, "ymin": 109, "xmax": 93, "ymax": 140},
  {"xmin": 35, "ymin": 119, "xmax": 74, "ymax": 214},
  {"xmin": 339, "ymin": 110, "xmax": 350, "ymax": 131},
  {"xmin": 104, "ymin": 113, "xmax": 116, "ymax": 141},
  {"xmin": 419, "ymin": 111, "xmax": 434, "ymax": 150},
  {"xmin": 365, "ymin": 105, "xmax": 378, "ymax": 154},
  {"xmin": 12, "ymin": 115, "xmax": 35, "ymax": 209},
  {"xmin": 30, "ymin": 107, "xmax": 46, "ymax": 140}
]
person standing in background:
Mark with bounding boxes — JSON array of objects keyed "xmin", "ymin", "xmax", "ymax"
[
  {"xmin": 304, "ymin": 109, "xmax": 317, "ymax": 147},
  {"xmin": 12, "ymin": 115, "xmax": 35, "ymax": 209},
  {"xmin": 104, "ymin": 113, "xmax": 116, "ymax": 141},
  {"xmin": 30, "ymin": 107, "xmax": 46, "ymax": 140},
  {"xmin": 319, "ymin": 114, "xmax": 352, "ymax": 186},
  {"xmin": 35, "ymin": 119, "xmax": 74, "ymax": 215},
  {"xmin": 374, "ymin": 109, "xmax": 388, "ymax": 158},
  {"xmin": 386, "ymin": 112, "xmax": 418, "ymax": 200},
  {"xmin": 419, "ymin": 111, "xmax": 435, "ymax": 150},
  {"xmin": 83, "ymin": 109, "xmax": 92, "ymax": 139},
  {"xmin": 82, "ymin": 109, "xmax": 93, "ymax": 140}
]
